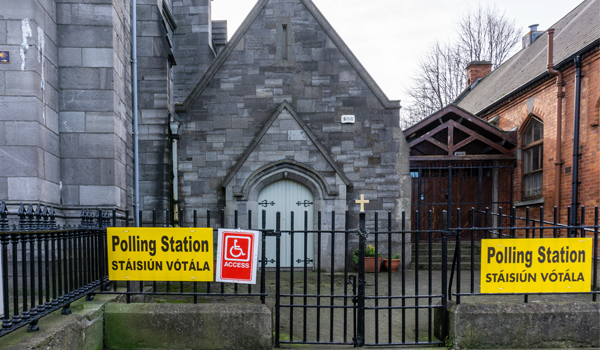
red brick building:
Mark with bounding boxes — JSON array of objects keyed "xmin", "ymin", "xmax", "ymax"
[{"xmin": 455, "ymin": 0, "xmax": 600, "ymax": 226}]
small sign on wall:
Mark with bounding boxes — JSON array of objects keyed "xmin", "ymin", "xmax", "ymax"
[
  {"xmin": 341, "ymin": 115, "xmax": 355, "ymax": 124},
  {"xmin": 0, "ymin": 51, "xmax": 10, "ymax": 64}
]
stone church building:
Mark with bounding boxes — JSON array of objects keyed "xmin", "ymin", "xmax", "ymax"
[{"xmin": 0, "ymin": 0, "xmax": 411, "ymax": 266}]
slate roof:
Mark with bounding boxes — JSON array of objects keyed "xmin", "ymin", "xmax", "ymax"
[
  {"xmin": 174, "ymin": 0, "xmax": 400, "ymax": 113},
  {"xmin": 456, "ymin": 0, "xmax": 600, "ymax": 115}
]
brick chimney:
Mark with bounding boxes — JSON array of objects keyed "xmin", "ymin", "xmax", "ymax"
[{"xmin": 466, "ymin": 61, "xmax": 492, "ymax": 87}]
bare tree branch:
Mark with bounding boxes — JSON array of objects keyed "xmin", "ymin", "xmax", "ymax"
[{"xmin": 401, "ymin": 4, "xmax": 520, "ymax": 129}]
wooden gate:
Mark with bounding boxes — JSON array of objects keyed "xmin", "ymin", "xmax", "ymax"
[{"xmin": 411, "ymin": 165, "xmax": 513, "ymax": 239}]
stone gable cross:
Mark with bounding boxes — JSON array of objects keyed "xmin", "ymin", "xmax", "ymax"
[{"xmin": 355, "ymin": 194, "xmax": 369, "ymax": 213}]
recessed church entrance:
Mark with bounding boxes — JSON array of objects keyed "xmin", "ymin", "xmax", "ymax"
[{"xmin": 258, "ymin": 179, "xmax": 314, "ymax": 268}]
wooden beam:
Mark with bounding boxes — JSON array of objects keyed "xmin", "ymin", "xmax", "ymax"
[
  {"xmin": 410, "ymin": 155, "xmax": 515, "ymax": 161},
  {"xmin": 407, "ymin": 120, "xmax": 451, "ymax": 148},
  {"xmin": 451, "ymin": 121, "xmax": 513, "ymax": 155},
  {"xmin": 426, "ymin": 137, "xmax": 449, "ymax": 152},
  {"xmin": 453, "ymin": 135, "xmax": 475, "ymax": 151}
]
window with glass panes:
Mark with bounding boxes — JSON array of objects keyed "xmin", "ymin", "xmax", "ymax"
[{"xmin": 522, "ymin": 117, "xmax": 543, "ymax": 198}]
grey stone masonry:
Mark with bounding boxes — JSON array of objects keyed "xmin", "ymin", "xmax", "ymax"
[
  {"xmin": 171, "ymin": 0, "xmax": 216, "ymax": 102},
  {"xmin": 136, "ymin": 0, "xmax": 175, "ymax": 220},
  {"xmin": 56, "ymin": 0, "xmax": 132, "ymax": 223},
  {"xmin": 175, "ymin": 0, "xmax": 411, "ymax": 239},
  {"xmin": 0, "ymin": 0, "xmax": 60, "ymax": 207}
]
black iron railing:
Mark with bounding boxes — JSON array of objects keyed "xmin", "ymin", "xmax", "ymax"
[
  {"xmin": 447, "ymin": 205, "xmax": 600, "ymax": 305},
  {"xmin": 0, "ymin": 202, "xmax": 105, "ymax": 337}
]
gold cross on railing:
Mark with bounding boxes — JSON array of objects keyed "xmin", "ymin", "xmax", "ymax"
[{"xmin": 355, "ymin": 194, "xmax": 369, "ymax": 213}]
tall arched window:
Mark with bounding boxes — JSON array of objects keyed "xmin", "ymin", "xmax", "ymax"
[{"xmin": 522, "ymin": 117, "xmax": 543, "ymax": 198}]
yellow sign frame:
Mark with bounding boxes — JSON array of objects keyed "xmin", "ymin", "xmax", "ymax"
[
  {"xmin": 481, "ymin": 238, "xmax": 592, "ymax": 293},
  {"xmin": 107, "ymin": 227, "xmax": 213, "ymax": 282}
]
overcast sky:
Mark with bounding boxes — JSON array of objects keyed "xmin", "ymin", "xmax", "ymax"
[{"xmin": 212, "ymin": 0, "xmax": 583, "ymax": 105}]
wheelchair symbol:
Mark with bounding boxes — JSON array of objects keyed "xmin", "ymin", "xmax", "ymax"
[{"xmin": 229, "ymin": 239, "xmax": 246, "ymax": 258}]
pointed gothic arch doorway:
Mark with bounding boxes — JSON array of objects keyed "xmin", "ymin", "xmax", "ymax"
[{"xmin": 258, "ymin": 179, "xmax": 314, "ymax": 268}]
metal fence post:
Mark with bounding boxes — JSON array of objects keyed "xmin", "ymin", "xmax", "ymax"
[
  {"xmin": 1, "ymin": 232, "xmax": 11, "ymax": 330},
  {"xmin": 441, "ymin": 210, "xmax": 449, "ymax": 342},
  {"xmin": 356, "ymin": 212, "xmax": 366, "ymax": 347}
]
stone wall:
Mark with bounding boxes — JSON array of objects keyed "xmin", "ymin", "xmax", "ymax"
[
  {"xmin": 0, "ymin": 0, "xmax": 60, "ymax": 210},
  {"xmin": 57, "ymin": 0, "xmax": 132, "ymax": 222},
  {"xmin": 177, "ymin": 0, "xmax": 410, "ymax": 230}
]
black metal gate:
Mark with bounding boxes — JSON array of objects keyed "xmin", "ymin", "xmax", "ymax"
[
  {"xmin": 411, "ymin": 164, "xmax": 514, "ymax": 236},
  {"xmin": 270, "ymin": 210, "xmax": 446, "ymax": 347}
]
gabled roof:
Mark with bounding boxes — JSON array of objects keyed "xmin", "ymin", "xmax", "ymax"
[
  {"xmin": 174, "ymin": 0, "xmax": 400, "ymax": 113},
  {"xmin": 457, "ymin": 0, "xmax": 600, "ymax": 115},
  {"xmin": 222, "ymin": 101, "xmax": 351, "ymax": 188},
  {"xmin": 404, "ymin": 105, "xmax": 517, "ymax": 161}
]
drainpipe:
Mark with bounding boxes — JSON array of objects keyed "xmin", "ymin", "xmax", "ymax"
[
  {"xmin": 571, "ymin": 55, "xmax": 582, "ymax": 227},
  {"xmin": 547, "ymin": 29, "xmax": 565, "ymax": 217},
  {"xmin": 133, "ymin": 0, "xmax": 140, "ymax": 227}
]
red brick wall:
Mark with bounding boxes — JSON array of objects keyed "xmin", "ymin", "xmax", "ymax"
[{"xmin": 479, "ymin": 47, "xmax": 600, "ymax": 227}]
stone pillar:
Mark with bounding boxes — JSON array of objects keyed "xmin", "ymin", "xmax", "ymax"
[
  {"xmin": 0, "ymin": 0, "xmax": 60, "ymax": 208},
  {"xmin": 57, "ymin": 0, "xmax": 132, "ymax": 223}
]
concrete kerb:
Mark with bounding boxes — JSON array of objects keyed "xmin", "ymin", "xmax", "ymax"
[{"xmin": 104, "ymin": 302, "xmax": 272, "ymax": 350}]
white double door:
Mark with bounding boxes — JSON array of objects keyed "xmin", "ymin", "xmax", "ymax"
[{"xmin": 258, "ymin": 179, "xmax": 314, "ymax": 268}]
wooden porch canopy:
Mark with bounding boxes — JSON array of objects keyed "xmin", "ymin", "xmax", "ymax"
[{"xmin": 404, "ymin": 105, "xmax": 517, "ymax": 162}]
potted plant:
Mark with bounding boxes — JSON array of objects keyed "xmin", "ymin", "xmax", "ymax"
[
  {"xmin": 383, "ymin": 253, "xmax": 400, "ymax": 272},
  {"xmin": 353, "ymin": 244, "xmax": 382, "ymax": 273}
]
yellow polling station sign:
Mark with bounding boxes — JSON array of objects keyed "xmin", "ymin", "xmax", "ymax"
[
  {"xmin": 107, "ymin": 227, "xmax": 213, "ymax": 282},
  {"xmin": 481, "ymin": 238, "xmax": 592, "ymax": 293}
]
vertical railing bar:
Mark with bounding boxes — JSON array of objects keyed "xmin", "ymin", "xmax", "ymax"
[
  {"xmin": 387, "ymin": 211, "xmax": 392, "ymax": 344},
  {"xmin": 343, "ymin": 210, "xmax": 349, "ymax": 343},
  {"xmin": 247, "ymin": 210, "xmax": 252, "ymax": 295},
  {"xmin": 21, "ymin": 232, "xmax": 30, "ymax": 322},
  {"xmin": 303, "ymin": 211, "xmax": 308, "ymax": 342},
  {"xmin": 220, "ymin": 209, "xmax": 224, "ymax": 295},
  {"xmin": 469, "ymin": 208, "xmax": 474, "ymax": 294},
  {"xmin": 357, "ymin": 212, "xmax": 366, "ymax": 348},
  {"xmin": 37, "ymin": 229, "xmax": 44, "ymax": 312},
  {"xmin": 414, "ymin": 210, "xmax": 420, "ymax": 344},
  {"xmin": 329, "ymin": 211, "xmax": 335, "ymax": 343},
  {"xmin": 593, "ymin": 207, "xmax": 598, "ymax": 302},
  {"xmin": 316, "ymin": 211, "xmax": 321, "ymax": 342},
  {"xmin": 427, "ymin": 210, "xmax": 432, "ymax": 343},
  {"xmin": 260, "ymin": 210, "xmax": 266, "ymax": 305},
  {"xmin": 525, "ymin": 207, "xmax": 530, "ymax": 239},
  {"xmin": 152, "ymin": 210, "xmax": 157, "ymax": 293},
  {"xmin": 554, "ymin": 207, "xmax": 558, "ymax": 238},
  {"xmin": 206, "ymin": 209, "xmax": 211, "ymax": 294},
  {"xmin": 1, "ymin": 232, "xmax": 11, "ymax": 330},
  {"xmin": 441, "ymin": 211, "xmax": 449, "ymax": 343},
  {"xmin": 12, "ymin": 232, "xmax": 21, "ymax": 324},
  {"xmin": 581, "ymin": 206, "xmax": 586, "ymax": 238},
  {"xmin": 401, "ymin": 211, "xmax": 406, "ymax": 344},
  {"xmin": 567, "ymin": 207, "xmax": 572, "ymax": 238},
  {"xmin": 234, "ymin": 210, "xmax": 238, "ymax": 295},
  {"xmin": 456, "ymin": 209, "xmax": 461, "ymax": 305},
  {"xmin": 374, "ymin": 212, "xmax": 379, "ymax": 344},
  {"xmin": 43, "ymin": 227, "xmax": 52, "ymax": 310},
  {"xmin": 540, "ymin": 207, "xmax": 545, "ymax": 239},
  {"xmin": 289, "ymin": 210, "xmax": 294, "ymax": 342},
  {"xmin": 275, "ymin": 211, "xmax": 281, "ymax": 348}
]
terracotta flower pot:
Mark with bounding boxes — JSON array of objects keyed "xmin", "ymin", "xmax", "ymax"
[
  {"xmin": 383, "ymin": 258, "xmax": 400, "ymax": 272},
  {"xmin": 364, "ymin": 256, "xmax": 382, "ymax": 273}
]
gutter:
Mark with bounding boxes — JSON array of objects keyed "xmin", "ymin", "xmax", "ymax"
[{"xmin": 473, "ymin": 38, "xmax": 599, "ymax": 117}]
